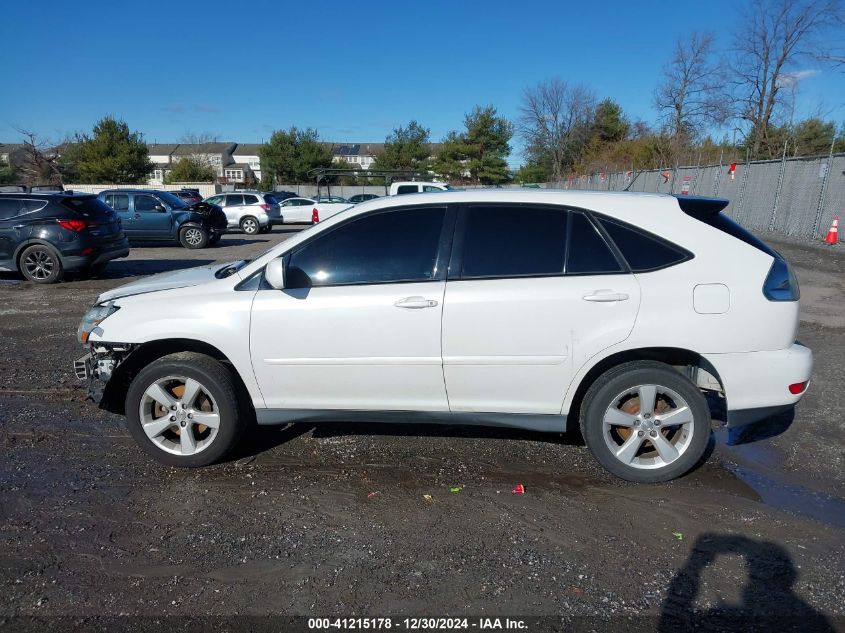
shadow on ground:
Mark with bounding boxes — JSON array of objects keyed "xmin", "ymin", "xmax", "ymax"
[{"xmin": 659, "ymin": 533, "xmax": 836, "ymax": 632}]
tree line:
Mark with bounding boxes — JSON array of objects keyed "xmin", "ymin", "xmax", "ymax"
[{"xmin": 2, "ymin": 0, "xmax": 842, "ymax": 187}]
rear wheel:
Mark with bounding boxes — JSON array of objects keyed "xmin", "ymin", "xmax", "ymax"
[
  {"xmin": 240, "ymin": 216, "xmax": 259, "ymax": 235},
  {"xmin": 179, "ymin": 225, "xmax": 208, "ymax": 249},
  {"xmin": 125, "ymin": 353, "xmax": 247, "ymax": 467},
  {"xmin": 19, "ymin": 244, "xmax": 64, "ymax": 283},
  {"xmin": 580, "ymin": 361, "xmax": 711, "ymax": 482},
  {"xmin": 260, "ymin": 225, "xmax": 273, "ymax": 233}
]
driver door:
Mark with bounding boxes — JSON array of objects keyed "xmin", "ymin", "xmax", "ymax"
[
  {"xmin": 133, "ymin": 194, "xmax": 173, "ymax": 238},
  {"xmin": 250, "ymin": 204, "xmax": 453, "ymax": 411}
]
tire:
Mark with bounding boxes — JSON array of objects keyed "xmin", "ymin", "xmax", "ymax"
[
  {"xmin": 208, "ymin": 234, "xmax": 222, "ymax": 246},
  {"xmin": 260, "ymin": 225, "xmax": 273, "ymax": 234},
  {"xmin": 580, "ymin": 361, "xmax": 711, "ymax": 483},
  {"xmin": 19, "ymin": 244, "xmax": 64, "ymax": 283},
  {"xmin": 125, "ymin": 352, "xmax": 247, "ymax": 467},
  {"xmin": 179, "ymin": 225, "xmax": 208, "ymax": 249},
  {"xmin": 240, "ymin": 216, "xmax": 259, "ymax": 235}
]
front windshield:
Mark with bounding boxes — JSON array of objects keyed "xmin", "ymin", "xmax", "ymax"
[{"xmin": 158, "ymin": 191, "xmax": 189, "ymax": 208}]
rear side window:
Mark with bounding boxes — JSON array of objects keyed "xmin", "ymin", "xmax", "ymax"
[
  {"xmin": 396, "ymin": 185, "xmax": 418, "ymax": 195},
  {"xmin": 0, "ymin": 199, "xmax": 27, "ymax": 219},
  {"xmin": 243, "ymin": 194, "xmax": 259, "ymax": 205},
  {"xmin": 286, "ymin": 207, "xmax": 446, "ymax": 287},
  {"xmin": 597, "ymin": 216, "xmax": 689, "ymax": 272},
  {"xmin": 566, "ymin": 212, "xmax": 623, "ymax": 274},
  {"xmin": 461, "ymin": 205, "xmax": 567, "ymax": 278},
  {"xmin": 104, "ymin": 193, "xmax": 129, "ymax": 211}
]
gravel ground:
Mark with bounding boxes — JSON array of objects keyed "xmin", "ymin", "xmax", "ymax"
[{"xmin": 0, "ymin": 229, "xmax": 843, "ymax": 632}]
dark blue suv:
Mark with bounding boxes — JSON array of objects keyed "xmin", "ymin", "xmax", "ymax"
[
  {"xmin": 98, "ymin": 189, "xmax": 227, "ymax": 249},
  {"xmin": 0, "ymin": 193, "xmax": 129, "ymax": 283}
]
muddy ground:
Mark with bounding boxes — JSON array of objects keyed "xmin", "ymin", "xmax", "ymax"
[{"xmin": 0, "ymin": 228, "xmax": 843, "ymax": 632}]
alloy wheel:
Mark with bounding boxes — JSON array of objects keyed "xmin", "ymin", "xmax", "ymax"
[
  {"xmin": 23, "ymin": 249, "xmax": 55, "ymax": 280},
  {"xmin": 242, "ymin": 219, "xmax": 258, "ymax": 234},
  {"xmin": 184, "ymin": 228, "xmax": 203, "ymax": 246},
  {"xmin": 601, "ymin": 384, "xmax": 695, "ymax": 470},
  {"xmin": 139, "ymin": 375, "xmax": 221, "ymax": 456}
]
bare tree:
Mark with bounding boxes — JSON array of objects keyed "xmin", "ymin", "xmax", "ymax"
[
  {"xmin": 654, "ymin": 32, "xmax": 725, "ymax": 157},
  {"xmin": 518, "ymin": 79, "xmax": 596, "ymax": 182},
  {"xmin": 730, "ymin": 0, "xmax": 842, "ymax": 157},
  {"xmin": 178, "ymin": 131, "xmax": 221, "ymax": 167},
  {"xmin": 13, "ymin": 128, "xmax": 65, "ymax": 186}
]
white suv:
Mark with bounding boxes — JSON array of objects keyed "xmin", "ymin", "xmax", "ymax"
[
  {"xmin": 74, "ymin": 190, "xmax": 812, "ymax": 482},
  {"xmin": 205, "ymin": 192, "xmax": 279, "ymax": 234}
]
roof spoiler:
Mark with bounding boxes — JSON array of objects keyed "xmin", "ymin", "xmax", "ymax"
[{"xmin": 672, "ymin": 194, "xmax": 730, "ymax": 219}]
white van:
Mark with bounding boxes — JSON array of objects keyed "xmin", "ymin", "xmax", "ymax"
[{"xmin": 389, "ymin": 181, "xmax": 449, "ymax": 196}]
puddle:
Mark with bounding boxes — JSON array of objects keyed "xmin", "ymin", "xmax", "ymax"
[{"xmin": 720, "ymin": 460, "xmax": 845, "ymax": 529}]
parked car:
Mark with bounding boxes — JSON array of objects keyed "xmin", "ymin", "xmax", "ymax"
[
  {"xmin": 389, "ymin": 181, "xmax": 449, "ymax": 195},
  {"xmin": 268, "ymin": 190, "xmax": 297, "ymax": 202},
  {"xmin": 98, "ymin": 189, "xmax": 226, "ymax": 249},
  {"xmin": 348, "ymin": 193, "xmax": 380, "ymax": 204},
  {"xmin": 0, "ymin": 192, "xmax": 129, "ymax": 283},
  {"xmin": 314, "ymin": 195, "xmax": 350, "ymax": 204},
  {"xmin": 205, "ymin": 192, "xmax": 279, "ymax": 234},
  {"xmin": 275, "ymin": 197, "xmax": 316, "ymax": 223},
  {"xmin": 170, "ymin": 190, "xmax": 203, "ymax": 205},
  {"xmin": 73, "ymin": 190, "xmax": 812, "ymax": 481}
]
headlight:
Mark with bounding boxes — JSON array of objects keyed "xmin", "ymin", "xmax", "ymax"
[{"xmin": 77, "ymin": 303, "xmax": 119, "ymax": 344}]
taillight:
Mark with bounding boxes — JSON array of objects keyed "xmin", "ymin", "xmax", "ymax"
[
  {"xmin": 312, "ymin": 208, "xmax": 320, "ymax": 223},
  {"xmin": 259, "ymin": 203, "xmax": 271, "ymax": 211},
  {"xmin": 762, "ymin": 258, "xmax": 799, "ymax": 301},
  {"xmin": 57, "ymin": 219, "xmax": 88, "ymax": 232},
  {"xmin": 788, "ymin": 381, "xmax": 808, "ymax": 394}
]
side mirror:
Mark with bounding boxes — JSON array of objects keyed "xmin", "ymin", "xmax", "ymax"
[
  {"xmin": 265, "ymin": 258, "xmax": 286, "ymax": 290},
  {"xmin": 154, "ymin": 204, "xmax": 167, "ymax": 212}
]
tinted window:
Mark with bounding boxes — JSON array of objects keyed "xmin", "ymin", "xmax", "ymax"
[
  {"xmin": 243, "ymin": 194, "xmax": 259, "ymax": 205},
  {"xmin": 135, "ymin": 195, "xmax": 161, "ymax": 212},
  {"xmin": 104, "ymin": 194, "xmax": 129, "ymax": 211},
  {"xmin": 423, "ymin": 185, "xmax": 443, "ymax": 192},
  {"xmin": 0, "ymin": 199, "xmax": 21, "ymax": 220},
  {"xmin": 60, "ymin": 197, "xmax": 112, "ymax": 218},
  {"xmin": 206, "ymin": 195, "xmax": 223, "ymax": 205},
  {"xmin": 226, "ymin": 195, "xmax": 244, "ymax": 206},
  {"xmin": 396, "ymin": 185, "xmax": 418, "ymax": 195},
  {"xmin": 461, "ymin": 205, "xmax": 567, "ymax": 278},
  {"xmin": 286, "ymin": 207, "xmax": 446, "ymax": 287},
  {"xmin": 566, "ymin": 212, "xmax": 624, "ymax": 274},
  {"xmin": 156, "ymin": 191, "xmax": 188, "ymax": 208},
  {"xmin": 263, "ymin": 194, "xmax": 277, "ymax": 204},
  {"xmin": 597, "ymin": 216, "xmax": 689, "ymax": 272}
]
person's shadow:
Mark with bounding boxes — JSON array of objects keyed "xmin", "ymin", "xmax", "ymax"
[{"xmin": 659, "ymin": 534, "xmax": 835, "ymax": 632}]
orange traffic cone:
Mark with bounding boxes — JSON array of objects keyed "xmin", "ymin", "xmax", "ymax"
[{"xmin": 824, "ymin": 215, "xmax": 839, "ymax": 244}]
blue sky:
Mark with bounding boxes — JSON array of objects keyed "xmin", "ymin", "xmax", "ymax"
[{"xmin": 2, "ymin": 0, "xmax": 842, "ymax": 164}]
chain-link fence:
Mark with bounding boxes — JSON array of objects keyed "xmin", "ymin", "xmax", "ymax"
[{"xmin": 557, "ymin": 153, "xmax": 844, "ymax": 241}]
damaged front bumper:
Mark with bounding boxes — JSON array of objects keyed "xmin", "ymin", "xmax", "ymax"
[{"xmin": 74, "ymin": 344, "xmax": 135, "ymax": 405}]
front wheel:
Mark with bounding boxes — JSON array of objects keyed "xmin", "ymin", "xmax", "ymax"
[
  {"xmin": 580, "ymin": 361, "xmax": 711, "ymax": 483},
  {"xmin": 125, "ymin": 353, "xmax": 247, "ymax": 467},
  {"xmin": 179, "ymin": 225, "xmax": 208, "ymax": 249}
]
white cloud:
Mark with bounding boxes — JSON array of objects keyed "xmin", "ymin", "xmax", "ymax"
[{"xmin": 777, "ymin": 69, "xmax": 821, "ymax": 87}]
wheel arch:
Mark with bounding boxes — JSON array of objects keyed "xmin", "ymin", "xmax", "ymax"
[
  {"xmin": 563, "ymin": 346, "xmax": 726, "ymax": 430},
  {"xmin": 14, "ymin": 238, "xmax": 62, "ymax": 268},
  {"xmin": 100, "ymin": 338, "xmax": 256, "ymax": 416}
]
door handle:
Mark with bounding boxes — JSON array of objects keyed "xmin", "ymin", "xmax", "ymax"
[
  {"xmin": 394, "ymin": 296, "xmax": 439, "ymax": 309},
  {"xmin": 583, "ymin": 290, "xmax": 630, "ymax": 302},
  {"xmin": 133, "ymin": 213, "xmax": 141, "ymax": 219}
]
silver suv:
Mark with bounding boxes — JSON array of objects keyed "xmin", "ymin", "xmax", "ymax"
[{"xmin": 205, "ymin": 192, "xmax": 280, "ymax": 234}]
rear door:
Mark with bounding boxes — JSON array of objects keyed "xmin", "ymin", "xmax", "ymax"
[
  {"xmin": 103, "ymin": 193, "xmax": 135, "ymax": 234},
  {"xmin": 223, "ymin": 194, "xmax": 244, "ymax": 226},
  {"xmin": 442, "ymin": 204, "xmax": 641, "ymax": 414},
  {"xmin": 0, "ymin": 198, "xmax": 36, "ymax": 265}
]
